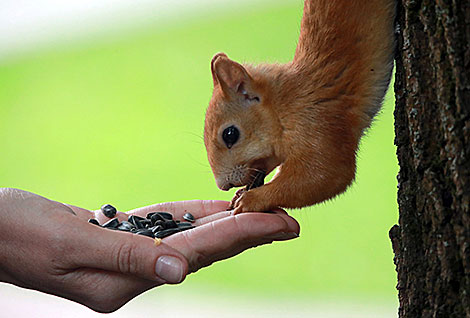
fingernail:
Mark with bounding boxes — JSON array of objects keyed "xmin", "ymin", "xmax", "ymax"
[
  {"xmin": 265, "ymin": 232, "xmax": 299, "ymax": 240},
  {"xmin": 155, "ymin": 256, "xmax": 184, "ymax": 283}
]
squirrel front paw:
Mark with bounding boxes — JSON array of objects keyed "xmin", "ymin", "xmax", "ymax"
[
  {"xmin": 232, "ymin": 188, "xmax": 274, "ymax": 214},
  {"xmin": 229, "ymin": 188, "xmax": 247, "ymax": 210},
  {"xmin": 232, "ymin": 190, "xmax": 255, "ymax": 214}
]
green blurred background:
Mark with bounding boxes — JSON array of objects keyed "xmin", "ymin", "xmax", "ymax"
[{"xmin": 0, "ymin": 0, "xmax": 398, "ymax": 316}]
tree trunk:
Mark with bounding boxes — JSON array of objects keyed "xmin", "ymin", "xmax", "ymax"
[{"xmin": 390, "ymin": 0, "xmax": 470, "ymax": 317}]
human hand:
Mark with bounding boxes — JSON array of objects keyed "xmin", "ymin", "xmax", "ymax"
[
  {"xmin": 0, "ymin": 188, "xmax": 189, "ymax": 312},
  {"xmin": 124, "ymin": 200, "xmax": 300, "ymax": 274},
  {"xmin": 0, "ymin": 188, "xmax": 299, "ymax": 313}
]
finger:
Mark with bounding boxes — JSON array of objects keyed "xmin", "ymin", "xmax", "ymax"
[
  {"xmin": 194, "ymin": 210, "xmax": 232, "ymax": 226},
  {"xmin": 164, "ymin": 212, "xmax": 300, "ymax": 272},
  {"xmin": 127, "ymin": 200, "xmax": 230, "ymax": 220},
  {"xmin": 68, "ymin": 222, "xmax": 189, "ymax": 284},
  {"xmin": 194, "ymin": 208, "xmax": 289, "ymax": 226}
]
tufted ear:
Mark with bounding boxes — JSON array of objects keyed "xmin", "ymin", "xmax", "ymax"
[{"xmin": 210, "ymin": 53, "xmax": 260, "ymax": 103}]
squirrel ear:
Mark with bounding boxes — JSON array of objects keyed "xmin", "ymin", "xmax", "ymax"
[
  {"xmin": 211, "ymin": 52, "xmax": 229, "ymax": 87},
  {"xmin": 211, "ymin": 53, "xmax": 260, "ymax": 103}
]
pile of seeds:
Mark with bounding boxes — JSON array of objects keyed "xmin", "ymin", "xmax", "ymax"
[{"xmin": 89, "ymin": 204, "xmax": 196, "ymax": 239}]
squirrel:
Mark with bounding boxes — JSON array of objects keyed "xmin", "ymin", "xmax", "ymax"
[{"xmin": 204, "ymin": 0, "xmax": 396, "ymax": 214}]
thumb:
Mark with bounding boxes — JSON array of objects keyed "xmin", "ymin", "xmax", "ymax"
[{"xmin": 69, "ymin": 222, "xmax": 189, "ymax": 284}]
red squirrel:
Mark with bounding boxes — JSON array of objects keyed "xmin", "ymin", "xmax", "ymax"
[{"xmin": 204, "ymin": 0, "xmax": 396, "ymax": 214}]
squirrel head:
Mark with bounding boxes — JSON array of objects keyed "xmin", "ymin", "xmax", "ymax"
[{"xmin": 204, "ymin": 53, "xmax": 283, "ymax": 191}]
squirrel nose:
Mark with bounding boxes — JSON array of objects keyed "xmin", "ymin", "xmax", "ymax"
[
  {"xmin": 219, "ymin": 183, "xmax": 234, "ymax": 191},
  {"xmin": 220, "ymin": 183, "xmax": 234, "ymax": 191},
  {"xmin": 216, "ymin": 177, "xmax": 235, "ymax": 191}
]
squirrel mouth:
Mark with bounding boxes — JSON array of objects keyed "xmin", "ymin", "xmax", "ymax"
[
  {"xmin": 223, "ymin": 170, "xmax": 266, "ymax": 191},
  {"xmin": 220, "ymin": 157, "xmax": 272, "ymax": 191}
]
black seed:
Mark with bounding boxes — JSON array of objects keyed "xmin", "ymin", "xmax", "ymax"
[
  {"xmin": 183, "ymin": 213, "xmax": 195, "ymax": 223},
  {"xmin": 101, "ymin": 204, "xmax": 117, "ymax": 218},
  {"xmin": 246, "ymin": 171, "xmax": 266, "ymax": 190},
  {"xmin": 102, "ymin": 218, "xmax": 119, "ymax": 229},
  {"xmin": 128, "ymin": 215, "xmax": 146, "ymax": 228},
  {"xmin": 154, "ymin": 220, "xmax": 165, "ymax": 227},
  {"xmin": 117, "ymin": 221, "xmax": 134, "ymax": 231},
  {"xmin": 129, "ymin": 215, "xmax": 146, "ymax": 222},
  {"xmin": 156, "ymin": 212, "xmax": 173, "ymax": 220},
  {"xmin": 150, "ymin": 213, "xmax": 165, "ymax": 224},
  {"xmin": 121, "ymin": 220, "xmax": 135, "ymax": 228},
  {"xmin": 150, "ymin": 225, "xmax": 164, "ymax": 233},
  {"xmin": 146, "ymin": 212, "xmax": 157, "ymax": 218},
  {"xmin": 178, "ymin": 222, "xmax": 194, "ymax": 228},
  {"xmin": 140, "ymin": 219, "xmax": 152, "ymax": 228},
  {"xmin": 134, "ymin": 229, "xmax": 155, "ymax": 238},
  {"xmin": 178, "ymin": 225, "xmax": 195, "ymax": 231},
  {"xmin": 88, "ymin": 218, "xmax": 100, "ymax": 226},
  {"xmin": 163, "ymin": 220, "xmax": 178, "ymax": 229},
  {"xmin": 155, "ymin": 228, "xmax": 181, "ymax": 238}
]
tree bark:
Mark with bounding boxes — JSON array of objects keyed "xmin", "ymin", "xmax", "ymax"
[{"xmin": 390, "ymin": 0, "xmax": 470, "ymax": 317}]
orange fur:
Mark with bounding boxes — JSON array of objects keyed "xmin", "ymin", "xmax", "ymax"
[{"xmin": 204, "ymin": 0, "xmax": 396, "ymax": 213}]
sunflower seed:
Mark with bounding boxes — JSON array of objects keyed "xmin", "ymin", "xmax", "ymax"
[
  {"xmin": 155, "ymin": 228, "xmax": 181, "ymax": 238},
  {"xmin": 150, "ymin": 213, "xmax": 165, "ymax": 224},
  {"xmin": 102, "ymin": 218, "xmax": 119, "ymax": 229},
  {"xmin": 246, "ymin": 171, "xmax": 266, "ymax": 190},
  {"xmin": 150, "ymin": 225, "xmax": 165, "ymax": 233},
  {"xmin": 156, "ymin": 212, "xmax": 173, "ymax": 220},
  {"xmin": 178, "ymin": 222, "xmax": 194, "ymax": 228},
  {"xmin": 101, "ymin": 204, "xmax": 117, "ymax": 218},
  {"xmin": 163, "ymin": 220, "xmax": 178, "ymax": 229},
  {"xmin": 135, "ymin": 229, "xmax": 155, "ymax": 238},
  {"xmin": 88, "ymin": 218, "xmax": 100, "ymax": 226},
  {"xmin": 183, "ymin": 213, "xmax": 195, "ymax": 223},
  {"xmin": 128, "ymin": 215, "xmax": 146, "ymax": 228},
  {"xmin": 117, "ymin": 221, "xmax": 134, "ymax": 231}
]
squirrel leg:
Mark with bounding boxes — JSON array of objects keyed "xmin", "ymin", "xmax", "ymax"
[{"xmin": 233, "ymin": 157, "xmax": 355, "ymax": 214}]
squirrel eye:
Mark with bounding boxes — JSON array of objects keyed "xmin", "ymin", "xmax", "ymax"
[{"xmin": 222, "ymin": 126, "xmax": 239, "ymax": 149}]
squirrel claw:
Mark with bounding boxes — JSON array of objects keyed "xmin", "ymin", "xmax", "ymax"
[
  {"xmin": 229, "ymin": 188, "xmax": 248, "ymax": 210},
  {"xmin": 232, "ymin": 189, "xmax": 259, "ymax": 214},
  {"xmin": 232, "ymin": 206, "xmax": 243, "ymax": 215}
]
